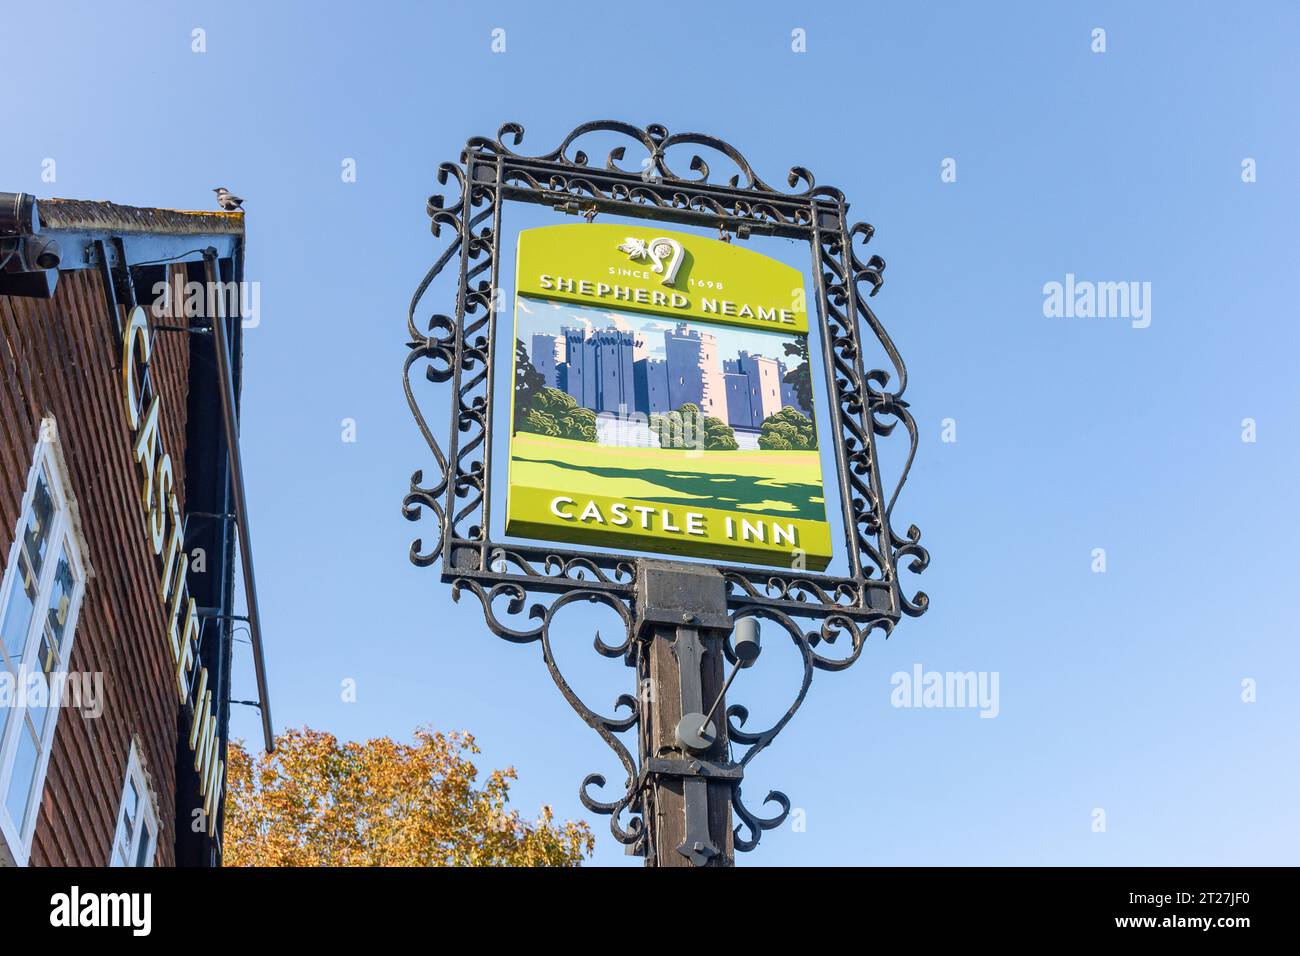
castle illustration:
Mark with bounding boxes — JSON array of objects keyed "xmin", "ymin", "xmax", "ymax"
[{"xmin": 530, "ymin": 322, "xmax": 808, "ymax": 431}]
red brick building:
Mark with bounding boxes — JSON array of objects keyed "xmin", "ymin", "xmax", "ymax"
[{"xmin": 0, "ymin": 193, "xmax": 271, "ymax": 867}]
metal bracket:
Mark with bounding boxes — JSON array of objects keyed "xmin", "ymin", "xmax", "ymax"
[
  {"xmin": 196, "ymin": 608, "xmax": 250, "ymax": 622},
  {"xmin": 153, "ymin": 324, "xmax": 212, "ymax": 334},
  {"xmin": 643, "ymin": 754, "xmax": 743, "ymax": 867},
  {"xmin": 188, "ymin": 511, "xmax": 237, "ymax": 522},
  {"xmin": 645, "ymin": 757, "xmax": 743, "ymax": 781},
  {"xmin": 672, "ymin": 624, "xmax": 720, "ymax": 866},
  {"xmin": 634, "ymin": 561, "xmax": 733, "ymax": 639}
]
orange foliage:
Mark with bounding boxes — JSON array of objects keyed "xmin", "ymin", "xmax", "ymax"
[{"xmin": 223, "ymin": 727, "xmax": 593, "ymax": 867}]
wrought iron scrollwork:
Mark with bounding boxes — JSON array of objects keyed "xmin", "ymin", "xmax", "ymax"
[
  {"xmin": 403, "ymin": 121, "xmax": 929, "ymax": 860},
  {"xmin": 450, "ymin": 580, "xmax": 647, "ymax": 850}
]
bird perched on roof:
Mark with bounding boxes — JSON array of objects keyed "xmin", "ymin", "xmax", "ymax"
[{"xmin": 213, "ymin": 187, "xmax": 244, "ymax": 211}]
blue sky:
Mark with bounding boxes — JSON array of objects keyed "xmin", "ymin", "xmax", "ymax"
[{"xmin": 3, "ymin": 1, "xmax": 1298, "ymax": 866}]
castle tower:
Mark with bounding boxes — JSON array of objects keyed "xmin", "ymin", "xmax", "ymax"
[
  {"xmin": 530, "ymin": 332, "xmax": 564, "ymax": 388},
  {"xmin": 664, "ymin": 323, "xmax": 728, "ymax": 422}
]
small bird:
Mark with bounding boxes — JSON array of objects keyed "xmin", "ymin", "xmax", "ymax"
[{"xmin": 213, "ymin": 187, "xmax": 244, "ymax": 211}]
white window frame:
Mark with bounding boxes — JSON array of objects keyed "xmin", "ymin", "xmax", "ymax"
[
  {"xmin": 109, "ymin": 740, "xmax": 158, "ymax": 867},
  {"xmin": 0, "ymin": 424, "xmax": 87, "ymax": 867}
]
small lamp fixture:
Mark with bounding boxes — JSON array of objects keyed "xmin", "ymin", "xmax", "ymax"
[{"xmin": 676, "ymin": 617, "xmax": 762, "ymax": 753}]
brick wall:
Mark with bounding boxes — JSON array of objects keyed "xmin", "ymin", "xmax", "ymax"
[{"xmin": 0, "ymin": 268, "xmax": 189, "ymax": 866}]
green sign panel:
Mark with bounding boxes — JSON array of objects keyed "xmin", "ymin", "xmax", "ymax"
[{"xmin": 505, "ymin": 223, "xmax": 831, "ymax": 570}]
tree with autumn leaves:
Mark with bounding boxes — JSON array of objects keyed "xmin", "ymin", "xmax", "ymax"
[{"xmin": 223, "ymin": 727, "xmax": 593, "ymax": 866}]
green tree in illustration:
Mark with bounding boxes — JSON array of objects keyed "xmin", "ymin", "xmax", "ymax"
[
  {"xmin": 518, "ymin": 386, "xmax": 597, "ymax": 442},
  {"xmin": 514, "ymin": 338, "xmax": 547, "ymax": 425},
  {"xmin": 650, "ymin": 402, "xmax": 739, "ymax": 451},
  {"xmin": 758, "ymin": 406, "xmax": 817, "ymax": 451},
  {"xmin": 650, "ymin": 403, "xmax": 695, "ymax": 450},
  {"xmin": 701, "ymin": 416, "xmax": 738, "ymax": 451},
  {"xmin": 513, "ymin": 340, "xmax": 596, "ymax": 442},
  {"xmin": 781, "ymin": 337, "xmax": 813, "ymax": 417}
]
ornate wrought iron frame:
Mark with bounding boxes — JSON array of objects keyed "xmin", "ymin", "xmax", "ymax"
[{"xmin": 403, "ymin": 121, "xmax": 929, "ymax": 858}]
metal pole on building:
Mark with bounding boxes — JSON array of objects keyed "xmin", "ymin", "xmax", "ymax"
[
  {"xmin": 203, "ymin": 249, "xmax": 275, "ymax": 752},
  {"xmin": 636, "ymin": 560, "xmax": 737, "ymax": 867}
]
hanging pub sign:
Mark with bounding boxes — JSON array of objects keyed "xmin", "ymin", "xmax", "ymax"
[
  {"xmin": 405, "ymin": 122, "xmax": 931, "ymax": 863},
  {"xmin": 505, "ymin": 223, "xmax": 832, "ymax": 570}
]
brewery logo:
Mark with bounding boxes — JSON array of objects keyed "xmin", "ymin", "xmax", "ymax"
[{"xmin": 615, "ymin": 236, "xmax": 684, "ymax": 287}]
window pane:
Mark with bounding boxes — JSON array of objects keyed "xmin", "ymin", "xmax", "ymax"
[
  {"xmin": 1, "ymin": 470, "xmax": 54, "ymax": 662},
  {"xmin": 113, "ymin": 753, "xmax": 158, "ymax": 868},
  {"xmin": 1, "ymin": 557, "xmax": 39, "ymax": 664},
  {"xmin": 134, "ymin": 821, "xmax": 153, "ymax": 867},
  {"xmin": 23, "ymin": 470, "xmax": 54, "ymax": 579},
  {"xmin": 5, "ymin": 724, "xmax": 40, "ymax": 832},
  {"xmin": 43, "ymin": 552, "xmax": 76, "ymax": 655},
  {"xmin": 31, "ymin": 546, "xmax": 73, "ymax": 729},
  {"xmin": 38, "ymin": 631, "xmax": 57, "ymax": 675},
  {"xmin": 122, "ymin": 778, "xmax": 139, "ymax": 837},
  {"xmin": 26, "ymin": 672, "xmax": 50, "ymax": 739}
]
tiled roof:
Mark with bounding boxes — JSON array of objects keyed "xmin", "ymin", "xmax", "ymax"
[{"xmin": 37, "ymin": 198, "xmax": 243, "ymax": 235}]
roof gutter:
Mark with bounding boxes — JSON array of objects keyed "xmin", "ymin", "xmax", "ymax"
[{"xmin": 202, "ymin": 248, "xmax": 275, "ymax": 752}]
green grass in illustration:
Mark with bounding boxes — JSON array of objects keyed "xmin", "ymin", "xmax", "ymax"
[{"xmin": 510, "ymin": 433, "xmax": 826, "ymax": 522}]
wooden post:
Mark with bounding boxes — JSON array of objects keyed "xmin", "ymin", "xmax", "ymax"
[{"xmin": 636, "ymin": 560, "xmax": 735, "ymax": 867}]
